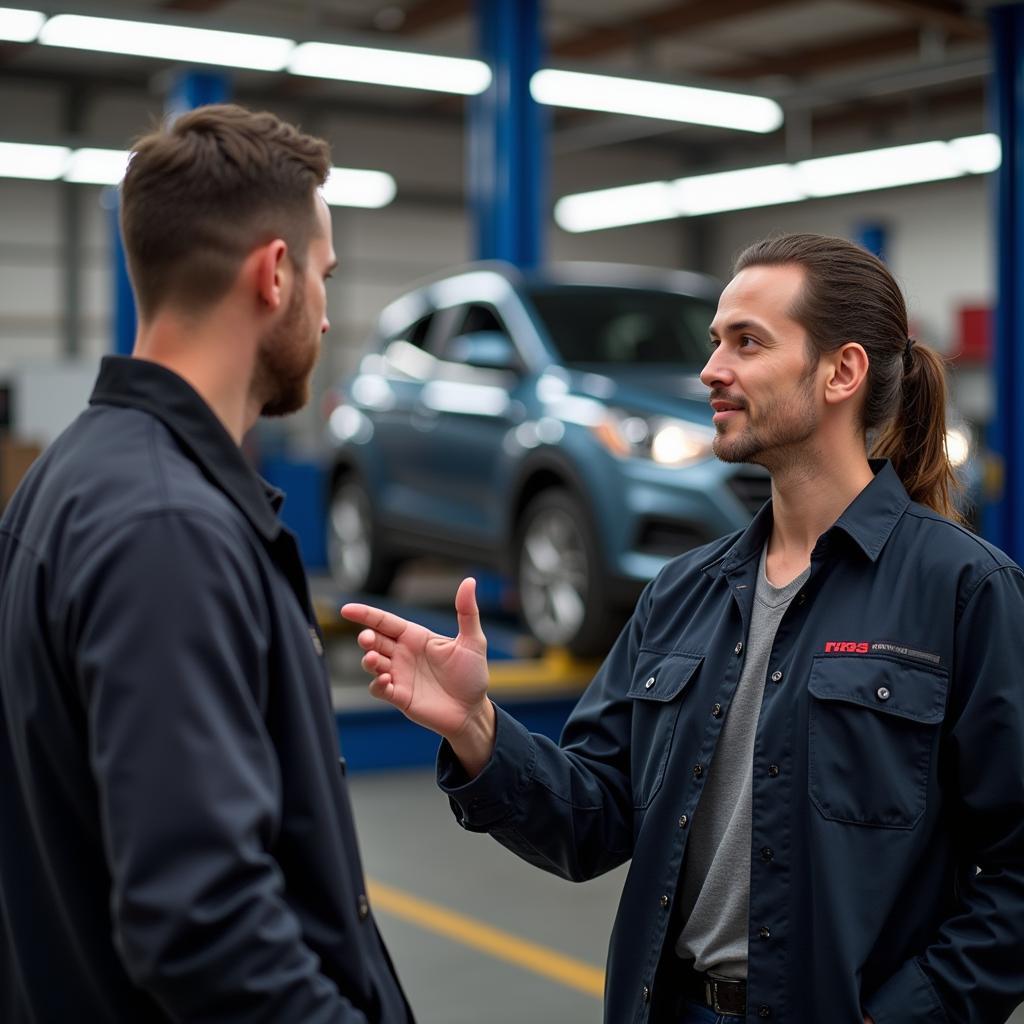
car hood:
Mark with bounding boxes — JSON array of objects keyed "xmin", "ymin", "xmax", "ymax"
[{"xmin": 564, "ymin": 366, "xmax": 713, "ymax": 423}]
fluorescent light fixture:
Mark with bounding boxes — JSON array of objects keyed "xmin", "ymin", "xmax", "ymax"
[
  {"xmin": 39, "ymin": 14, "xmax": 295, "ymax": 71},
  {"xmin": 531, "ymin": 68, "xmax": 783, "ymax": 134},
  {"xmin": 321, "ymin": 167, "xmax": 396, "ymax": 209},
  {"xmin": 64, "ymin": 148, "xmax": 131, "ymax": 185},
  {"xmin": 556, "ymin": 133, "xmax": 1002, "ymax": 232},
  {"xmin": 0, "ymin": 141, "xmax": 69, "ymax": 180},
  {"xmin": 0, "ymin": 6, "xmax": 43, "ymax": 42},
  {"xmin": 555, "ymin": 181, "xmax": 678, "ymax": 233},
  {"xmin": 675, "ymin": 164, "xmax": 803, "ymax": 216},
  {"xmin": 796, "ymin": 141, "xmax": 959, "ymax": 197},
  {"xmin": 290, "ymin": 41, "xmax": 491, "ymax": 95}
]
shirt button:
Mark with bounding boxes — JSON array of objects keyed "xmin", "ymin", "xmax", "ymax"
[
  {"xmin": 767, "ymin": 764, "xmax": 780, "ymax": 778},
  {"xmin": 761, "ymin": 846, "xmax": 774, "ymax": 862},
  {"xmin": 770, "ymin": 670, "xmax": 783, "ymax": 683},
  {"xmin": 357, "ymin": 894, "xmax": 370, "ymax": 921},
  {"xmin": 711, "ymin": 703, "xmax": 723, "ymax": 718},
  {"xmin": 642, "ymin": 985, "xmax": 651, "ymax": 1004},
  {"xmin": 660, "ymin": 894, "xmax": 670, "ymax": 908},
  {"xmin": 876, "ymin": 686, "xmax": 891, "ymax": 701},
  {"xmin": 734, "ymin": 642, "xmax": 744, "ymax": 655},
  {"xmin": 645, "ymin": 676, "xmax": 656, "ymax": 689},
  {"xmin": 797, "ymin": 592, "xmax": 807, "ymax": 604},
  {"xmin": 678, "ymin": 814, "xmax": 689, "ymax": 828},
  {"xmin": 759, "ymin": 1005, "xmax": 772, "ymax": 1018},
  {"xmin": 693, "ymin": 764, "xmax": 704, "ymax": 778},
  {"xmin": 759, "ymin": 926, "xmax": 771, "ymax": 939}
]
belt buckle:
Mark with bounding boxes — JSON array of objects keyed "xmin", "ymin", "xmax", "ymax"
[{"xmin": 704, "ymin": 979, "xmax": 725, "ymax": 1014}]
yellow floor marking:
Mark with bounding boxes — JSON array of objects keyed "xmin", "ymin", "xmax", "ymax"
[{"xmin": 367, "ymin": 878, "xmax": 605, "ymax": 999}]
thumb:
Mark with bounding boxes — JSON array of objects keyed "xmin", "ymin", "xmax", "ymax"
[{"xmin": 454, "ymin": 577, "xmax": 487, "ymax": 650}]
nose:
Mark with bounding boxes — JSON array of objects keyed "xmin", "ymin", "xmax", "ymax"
[
  {"xmin": 321, "ymin": 315, "xmax": 330, "ymax": 336},
  {"xmin": 700, "ymin": 345, "xmax": 733, "ymax": 390}
]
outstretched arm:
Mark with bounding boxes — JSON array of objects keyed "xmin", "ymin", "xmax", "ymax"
[{"xmin": 341, "ymin": 577, "xmax": 496, "ymax": 777}]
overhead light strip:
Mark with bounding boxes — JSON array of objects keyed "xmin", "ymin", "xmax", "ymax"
[
  {"xmin": 531, "ymin": 68, "xmax": 783, "ymax": 134},
  {"xmin": 15, "ymin": 9, "xmax": 776, "ymax": 126},
  {"xmin": 0, "ymin": 5, "xmax": 43, "ymax": 42},
  {"xmin": 0, "ymin": 142, "xmax": 398, "ymax": 208},
  {"xmin": 554, "ymin": 134, "xmax": 1002, "ymax": 232}
]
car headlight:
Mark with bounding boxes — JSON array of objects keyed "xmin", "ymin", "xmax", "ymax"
[
  {"xmin": 591, "ymin": 411, "xmax": 715, "ymax": 467},
  {"xmin": 945, "ymin": 426, "xmax": 971, "ymax": 469}
]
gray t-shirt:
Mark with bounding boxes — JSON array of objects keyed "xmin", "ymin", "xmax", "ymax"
[{"xmin": 675, "ymin": 544, "xmax": 810, "ymax": 978}]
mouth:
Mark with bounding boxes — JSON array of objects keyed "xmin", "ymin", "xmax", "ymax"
[{"xmin": 710, "ymin": 397, "xmax": 745, "ymax": 424}]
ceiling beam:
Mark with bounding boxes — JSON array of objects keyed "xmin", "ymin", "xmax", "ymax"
[
  {"xmin": 711, "ymin": 27, "xmax": 931, "ymax": 79},
  {"xmin": 397, "ymin": 0, "xmax": 471, "ymax": 35},
  {"xmin": 551, "ymin": 0, "xmax": 803, "ymax": 59},
  {"xmin": 159, "ymin": 0, "xmax": 233, "ymax": 11},
  {"xmin": 855, "ymin": 0, "xmax": 984, "ymax": 39}
]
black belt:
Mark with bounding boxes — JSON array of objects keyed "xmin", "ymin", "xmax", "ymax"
[{"xmin": 679, "ymin": 964, "xmax": 746, "ymax": 1017}]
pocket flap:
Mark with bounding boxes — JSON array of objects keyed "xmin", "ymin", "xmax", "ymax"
[
  {"xmin": 628, "ymin": 652, "xmax": 703, "ymax": 703},
  {"xmin": 808, "ymin": 655, "xmax": 947, "ymax": 724}
]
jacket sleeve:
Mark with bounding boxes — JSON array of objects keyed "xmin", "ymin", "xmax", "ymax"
[
  {"xmin": 69, "ymin": 510, "xmax": 368, "ymax": 1024},
  {"xmin": 437, "ymin": 580, "xmax": 654, "ymax": 883},
  {"xmin": 864, "ymin": 566, "xmax": 1024, "ymax": 1024}
]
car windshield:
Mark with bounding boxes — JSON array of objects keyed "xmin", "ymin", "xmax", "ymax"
[{"xmin": 525, "ymin": 284, "xmax": 716, "ymax": 368}]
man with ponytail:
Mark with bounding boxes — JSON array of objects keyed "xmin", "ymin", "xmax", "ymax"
[{"xmin": 344, "ymin": 233, "xmax": 1024, "ymax": 1023}]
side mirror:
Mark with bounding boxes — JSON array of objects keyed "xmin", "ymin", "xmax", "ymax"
[{"xmin": 447, "ymin": 331, "xmax": 521, "ymax": 372}]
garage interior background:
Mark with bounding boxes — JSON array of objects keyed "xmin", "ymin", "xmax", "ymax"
[{"xmin": 0, "ymin": 0, "xmax": 1007, "ymax": 554}]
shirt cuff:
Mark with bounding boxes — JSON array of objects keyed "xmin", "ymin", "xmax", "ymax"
[
  {"xmin": 436, "ymin": 704, "xmax": 536, "ymax": 832},
  {"xmin": 863, "ymin": 958, "xmax": 948, "ymax": 1024}
]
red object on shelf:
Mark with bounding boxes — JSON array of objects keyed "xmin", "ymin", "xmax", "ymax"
[{"xmin": 955, "ymin": 306, "xmax": 991, "ymax": 364}]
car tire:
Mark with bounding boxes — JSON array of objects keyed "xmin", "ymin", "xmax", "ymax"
[
  {"xmin": 515, "ymin": 488, "xmax": 616, "ymax": 657},
  {"xmin": 327, "ymin": 475, "xmax": 398, "ymax": 595}
]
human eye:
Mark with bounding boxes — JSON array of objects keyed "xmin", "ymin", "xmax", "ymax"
[{"xmin": 739, "ymin": 334, "xmax": 759, "ymax": 349}]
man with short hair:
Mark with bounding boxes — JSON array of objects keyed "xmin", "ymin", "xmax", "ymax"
[
  {"xmin": 0, "ymin": 105, "xmax": 413, "ymax": 1023},
  {"xmin": 344, "ymin": 234, "xmax": 1024, "ymax": 1023}
]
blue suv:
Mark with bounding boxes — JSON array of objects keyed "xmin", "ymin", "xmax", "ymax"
[{"xmin": 322, "ymin": 262, "xmax": 772, "ymax": 655}]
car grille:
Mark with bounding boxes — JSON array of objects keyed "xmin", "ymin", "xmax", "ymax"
[{"xmin": 727, "ymin": 469, "xmax": 772, "ymax": 516}]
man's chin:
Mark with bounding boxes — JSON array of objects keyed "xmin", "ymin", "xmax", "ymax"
[{"xmin": 712, "ymin": 436, "xmax": 764, "ymax": 466}]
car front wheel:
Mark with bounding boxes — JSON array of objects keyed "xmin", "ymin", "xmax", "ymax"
[
  {"xmin": 327, "ymin": 476, "xmax": 397, "ymax": 594},
  {"xmin": 515, "ymin": 489, "xmax": 615, "ymax": 656}
]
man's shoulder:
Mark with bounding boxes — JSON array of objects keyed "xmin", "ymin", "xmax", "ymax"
[
  {"xmin": 5, "ymin": 404, "xmax": 249, "ymax": 563},
  {"xmin": 902, "ymin": 503, "xmax": 1020, "ymax": 574}
]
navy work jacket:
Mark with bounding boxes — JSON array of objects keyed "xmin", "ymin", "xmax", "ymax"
[
  {"xmin": 440, "ymin": 461, "xmax": 1024, "ymax": 1024},
  {"xmin": 0, "ymin": 357, "xmax": 412, "ymax": 1023}
]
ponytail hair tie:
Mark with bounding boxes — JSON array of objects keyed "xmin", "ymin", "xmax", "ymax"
[{"xmin": 904, "ymin": 336, "xmax": 916, "ymax": 362}]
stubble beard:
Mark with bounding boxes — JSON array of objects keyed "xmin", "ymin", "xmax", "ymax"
[
  {"xmin": 712, "ymin": 369, "xmax": 819, "ymax": 472},
  {"xmin": 254, "ymin": 278, "xmax": 319, "ymax": 419}
]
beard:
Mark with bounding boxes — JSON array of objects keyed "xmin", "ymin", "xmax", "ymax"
[
  {"xmin": 712, "ymin": 364, "xmax": 819, "ymax": 471},
  {"xmin": 253, "ymin": 279, "xmax": 320, "ymax": 418}
]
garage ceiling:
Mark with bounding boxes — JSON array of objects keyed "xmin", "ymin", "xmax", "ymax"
[{"xmin": 0, "ymin": 0, "xmax": 991, "ymax": 173}]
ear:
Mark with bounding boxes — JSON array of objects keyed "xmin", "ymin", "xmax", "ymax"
[
  {"xmin": 252, "ymin": 239, "xmax": 289, "ymax": 312},
  {"xmin": 823, "ymin": 342, "xmax": 869, "ymax": 408}
]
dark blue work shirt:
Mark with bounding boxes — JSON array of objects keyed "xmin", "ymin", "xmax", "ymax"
[
  {"xmin": 440, "ymin": 462, "xmax": 1024, "ymax": 1024},
  {"xmin": 0, "ymin": 357, "xmax": 412, "ymax": 1023}
]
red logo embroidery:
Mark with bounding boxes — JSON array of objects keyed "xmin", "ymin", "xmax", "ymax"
[{"xmin": 824, "ymin": 641, "xmax": 869, "ymax": 654}]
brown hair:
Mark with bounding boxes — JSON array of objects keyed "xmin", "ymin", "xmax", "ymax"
[
  {"xmin": 734, "ymin": 233, "xmax": 961, "ymax": 520},
  {"xmin": 120, "ymin": 103, "xmax": 331, "ymax": 319}
]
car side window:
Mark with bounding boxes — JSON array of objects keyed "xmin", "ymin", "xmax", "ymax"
[
  {"xmin": 432, "ymin": 304, "xmax": 511, "ymax": 362},
  {"xmin": 387, "ymin": 313, "xmax": 433, "ymax": 349}
]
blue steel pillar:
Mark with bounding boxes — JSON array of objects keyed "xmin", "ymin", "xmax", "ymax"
[
  {"xmin": 469, "ymin": 0, "xmax": 546, "ymax": 268},
  {"xmin": 111, "ymin": 71, "xmax": 230, "ymax": 354},
  {"xmin": 986, "ymin": 6, "xmax": 1024, "ymax": 560}
]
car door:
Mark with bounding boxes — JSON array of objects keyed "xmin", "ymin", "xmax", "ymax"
[{"xmin": 410, "ymin": 302, "xmax": 531, "ymax": 547}]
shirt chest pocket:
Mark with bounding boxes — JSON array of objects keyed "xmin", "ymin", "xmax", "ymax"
[
  {"xmin": 627, "ymin": 651, "xmax": 703, "ymax": 810},
  {"xmin": 808, "ymin": 654, "xmax": 947, "ymax": 829}
]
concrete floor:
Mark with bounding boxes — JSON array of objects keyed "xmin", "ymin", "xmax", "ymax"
[{"xmin": 348, "ymin": 769, "xmax": 625, "ymax": 1024}]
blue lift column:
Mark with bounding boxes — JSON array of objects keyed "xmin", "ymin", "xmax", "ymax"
[
  {"xmin": 987, "ymin": 6, "xmax": 1024, "ymax": 560},
  {"xmin": 111, "ymin": 71, "xmax": 230, "ymax": 355},
  {"xmin": 469, "ymin": 0, "xmax": 546, "ymax": 268}
]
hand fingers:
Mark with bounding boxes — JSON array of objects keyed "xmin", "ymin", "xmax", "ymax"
[
  {"xmin": 357, "ymin": 629, "xmax": 396, "ymax": 657},
  {"xmin": 340, "ymin": 603, "xmax": 409, "ymax": 640},
  {"xmin": 361, "ymin": 651, "xmax": 391, "ymax": 676},
  {"xmin": 368, "ymin": 674, "xmax": 394, "ymax": 702},
  {"xmin": 455, "ymin": 577, "xmax": 487, "ymax": 648}
]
